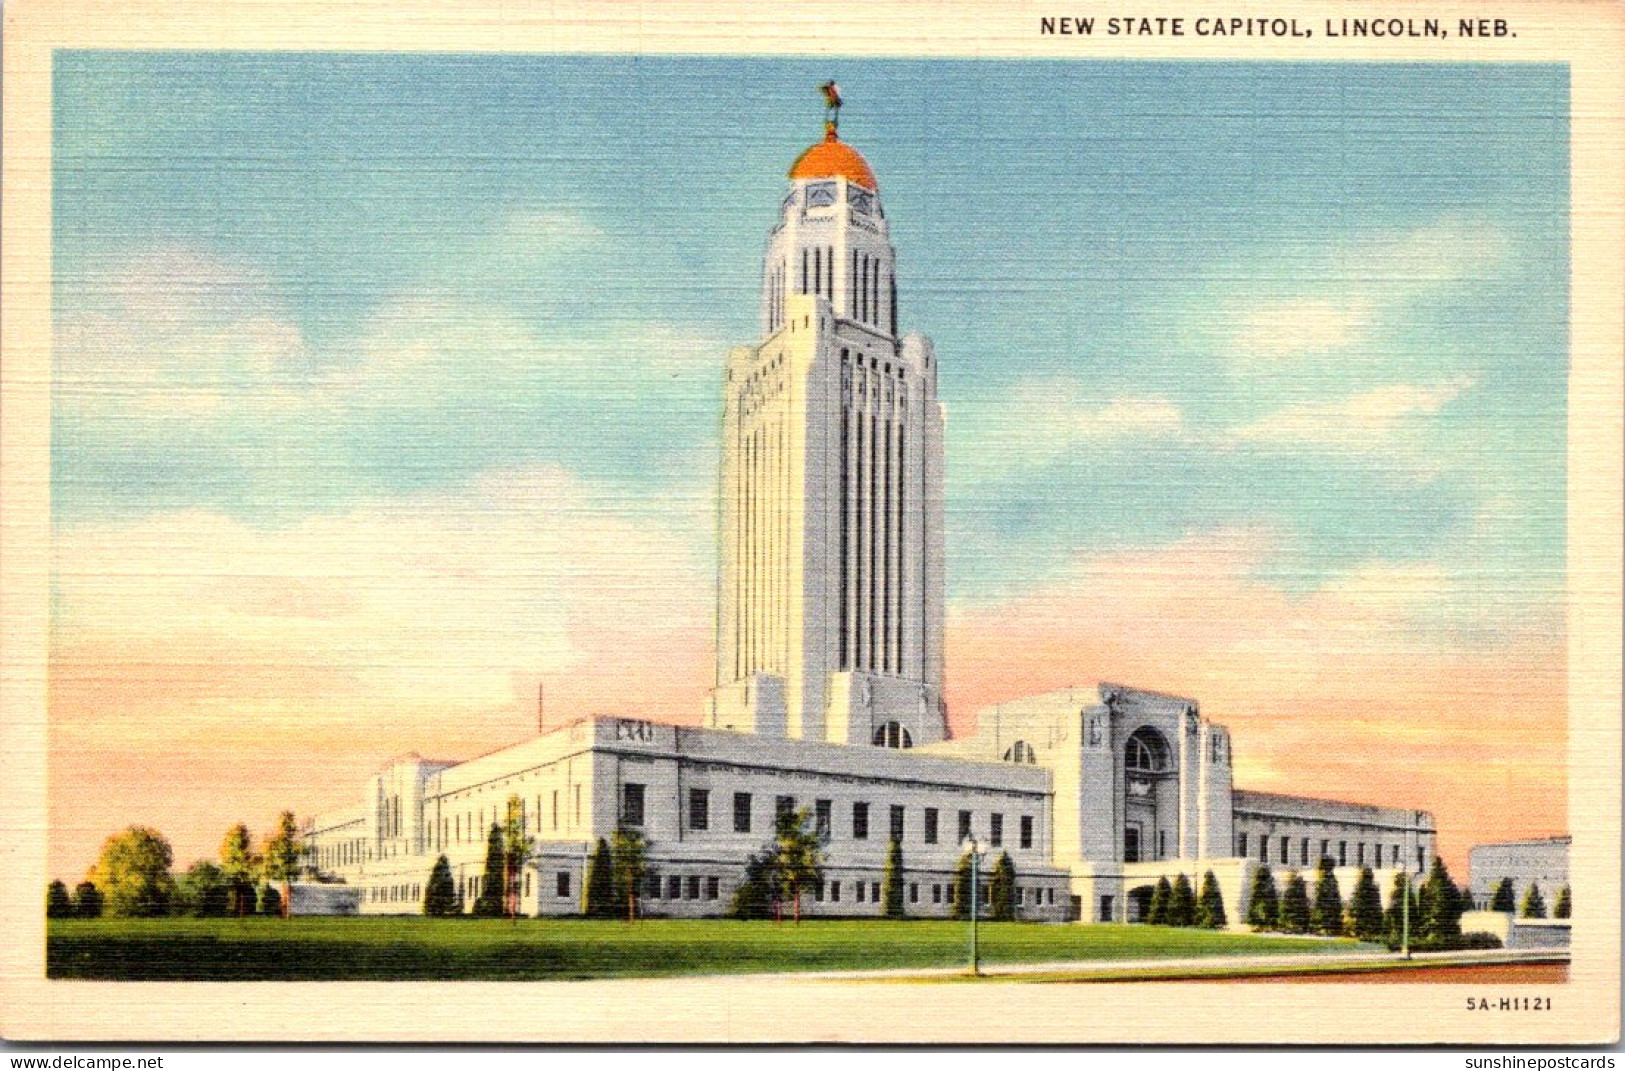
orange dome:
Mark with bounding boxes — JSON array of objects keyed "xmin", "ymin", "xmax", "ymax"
[{"xmin": 789, "ymin": 128, "xmax": 878, "ymax": 191}]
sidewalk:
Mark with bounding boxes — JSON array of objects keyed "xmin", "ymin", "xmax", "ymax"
[{"xmin": 784, "ymin": 945, "xmax": 1567, "ymax": 982}]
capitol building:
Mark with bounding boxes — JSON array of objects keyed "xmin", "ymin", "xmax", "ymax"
[{"xmin": 303, "ymin": 107, "xmax": 1438, "ymax": 926}]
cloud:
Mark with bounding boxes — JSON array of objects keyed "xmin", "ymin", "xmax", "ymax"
[
  {"xmin": 1226, "ymin": 375, "xmax": 1476, "ymax": 461},
  {"xmin": 955, "ymin": 381, "xmax": 1187, "ymax": 475},
  {"xmin": 1222, "ymin": 218, "xmax": 1513, "ymax": 367}
]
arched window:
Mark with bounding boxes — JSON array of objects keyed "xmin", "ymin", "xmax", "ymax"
[
  {"xmin": 872, "ymin": 721, "xmax": 914, "ymax": 749},
  {"xmin": 1003, "ymin": 740, "xmax": 1037, "ymax": 765},
  {"xmin": 1125, "ymin": 727, "xmax": 1171, "ymax": 773}
]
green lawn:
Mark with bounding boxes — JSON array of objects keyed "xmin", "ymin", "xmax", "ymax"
[{"xmin": 47, "ymin": 917, "xmax": 1370, "ymax": 981}]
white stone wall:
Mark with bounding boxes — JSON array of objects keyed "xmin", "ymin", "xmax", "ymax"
[
  {"xmin": 1467, "ymin": 837, "xmax": 1568, "ymax": 906},
  {"xmin": 1231, "ymin": 790, "xmax": 1436, "ymax": 877}
]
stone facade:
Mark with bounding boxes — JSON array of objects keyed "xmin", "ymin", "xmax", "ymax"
[
  {"xmin": 301, "ymin": 113, "xmax": 1443, "ymax": 926},
  {"xmin": 1468, "ymin": 836, "xmax": 1569, "ymax": 908}
]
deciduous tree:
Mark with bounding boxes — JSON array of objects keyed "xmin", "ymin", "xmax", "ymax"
[
  {"xmin": 177, "ymin": 861, "xmax": 232, "ymax": 918},
  {"xmin": 219, "ymin": 823, "xmax": 259, "ymax": 917},
  {"xmin": 88, "ymin": 826, "xmax": 175, "ymax": 918},
  {"xmin": 46, "ymin": 880, "xmax": 72, "ymax": 919},
  {"xmin": 501, "ymin": 794, "xmax": 535, "ymax": 920},
  {"xmin": 261, "ymin": 811, "xmax": 303, "ymax": 919},
  {"xmin": 773, "ymin": 807, "xmax": 823, "ymax": 923}
]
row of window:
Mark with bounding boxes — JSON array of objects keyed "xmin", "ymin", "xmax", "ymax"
[
  {"xmin": 627, "ymin": 784, "xmax": 1037, "ymax": 850},
  {"xmin": 836, "ymin": 355, "xmax": 907, "ymax": 678},
  {"xmin": 370, "ymin": 883, "xmax": 421, "ymax": 904},
  {"xmin": 1237, "ymin": 832, "xmax": 1426, "ymax": 872}
]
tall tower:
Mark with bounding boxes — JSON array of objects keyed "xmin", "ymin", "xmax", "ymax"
[{"xmin": 708, "ymin": 91, "xmax": 947, "ymax": 748}]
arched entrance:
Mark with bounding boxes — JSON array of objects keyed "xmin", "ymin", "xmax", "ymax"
[{"xmin": 1123, "ymin": 726, "xmax": 1173, "ymax": 863}]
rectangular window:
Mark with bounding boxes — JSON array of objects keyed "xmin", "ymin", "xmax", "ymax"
[
  {"xmin": 814, "ymin": 880, "xmax": 825, "ymax": 903},
  {"xmin": 1259, "ymin": 836, "xmax": 1269, "ymax": 863},
  {"xmin": 856, "ymin": 882, "xmax": 865, "ymax": 903},
  {"xmin": 646, "ymin": 872, "xmax": 661, "ymax": 899},
  {"xmin": 1356, "ymin": 842, "xmax": 1365, "ymax": 866},
  {"xmin": 831, "ymin": 881, "xmax": 840, "ymax": 903},
  {"xmin": 667, "ymin": 875, "xmax": 681, "ymax": 900},
  {"xmin": 1020, "ymin": 815, "xmax": 1034, "ymax": 850},
  {"xmin": 1302, "ymin": 837, "xmax": 1311, "ymax": 866},
  {"xmin": 853, "ymin": 802, "xmax": 869, "ymax": 840},
  {"xmin": 932, "ymin": 884, "xmax": 941, "ymax": 904},
  {"xmin": 1321, "ymin": 838, "xmax": 1330, "ymax": 864},
  {"xmin": 557, "ymin": 872, "xmax": 570, "ymax": 898},
  {"xmin": 924, "ymin": 808, "xmax": 939, "ymax": 844},
  {"xmin": 872, "ymin": 882, "xmax": 880, "ymax": 902},
  {"xmin": 815, "ymin": 799, "xmax": 832, "ymax": 839},
  {"xmin": 990, "ymin": 813, "xmax": 1003, "ymax": 848},
  {"xmin": 958, "ymin": 810, "xmax": 972, "ymax": 842},
  {"xmin": 776, "ymin": 795, "xmax": 795, "ymax": 819},
  {"xmin": 890, "ymin": 805, "xmax": 905, "ymax": 841},
  {"xmin": 1238, "ymin": 832, "xmax": 1249, "ymax": 857},
  {"xmin": 733, "ymin": 792, "xmax": 752, "ymax": 833},
  {"xmin": 908, "ymin": 883, "xmax": 918, "ymax": 904},
  {"xmin": 707, "ymin": 876, "xmax": 720, "ymax": 900},
  {"xmin": 1392, "ymin": 844, "xmax": 1401, "ymax": 866},
  {"xmin": 1338, "ymin": 841, "xmax": 1348, "ymax": 866},
  {"xmin": 686, "ymin": 876, "xmax": 700, "ymax": 900},
  {"xmin": 622, "ymin": 783, "xmax": 646, "ymax": 827},
  {"xmin": 689, "ymin": 788, "xmax": 710, "ymax": 831}
]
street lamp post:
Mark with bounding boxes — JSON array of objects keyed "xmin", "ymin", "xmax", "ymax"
[
  {"xmin": 1400, "ymin": 869, "xmax": 1411, "ymax": 960},
  {"xmin": 967, "ymin": 836, "xmax": 982, "ymax": 976}
]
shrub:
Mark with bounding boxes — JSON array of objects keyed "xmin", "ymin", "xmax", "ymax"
[
  {"xmin": 1146, "ymin": 876, "xmax": 1172, "ymax": 925},
  {"xmin": 729, "ymin": 849, "xmax": 776, "ymax": 920},
  {"xmin": 1277, "ymin": 871, "xmax": 1311, "ymax": 934},
  {"xmin": 46, "ymin": 880, "xmax": 73, "ymax": 919},
  {"xmin": 1196, "ymin": 870, "xmax": 1227, "ymax": 929},
  {"xmin": 258, "ymin": 884, "xmax": 282, "ymax": 916},
  {"xmin": 1489, "ymin": 876, "xmax": 1516, "ymax": 913},
  {"xmin": 1168, "ymin": 873, "xmax": 1196, "ymax": 927},
  {"xmin": 951, "ymin": 852, "xmax": 973, "ymax": 921},
  {"xmin": 1245, "ymin": 865, "xmax": 1278, "ymax": 930},
  {"xmin": 1310, "ymin": 857, "xmax": 1344, "ymax": 936},
  {"xmin": 72, "ymin": 881, "xmax": 104, "ymax": 919},
  {"xmin": 881, "ymin": 838, "xmax": 906, "ymax": 919},
  {"xmin": 1519, "ymin": 882, "xmax": 1547, "ymax": 919},
  {"xmin": 423, "ymin": 855, "xmax": 458, "ymax": 917},
  {"xmin": 989, "ymin": 852, "xmax": 1015, "ymax": 922},
  {"xmin": 88, "ymin": 826, "xmax": 175, "ymax": 918},
  {"xmin": 1553, "ymin": 884, "xmax": 1571, "ymax": 919},
  {"xmin": 1418, "ymin": 856, "xmax": 1463, "ymax": 940},
  {"xmin": 583, "ymin": 839, "xmax": 617, "ymax": 919},
  {"xmin": 1345, "ymin": 867, "xmax": 1385, "ymax": 941}
]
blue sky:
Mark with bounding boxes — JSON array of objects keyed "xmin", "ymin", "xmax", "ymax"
[{"xmin": 52, "ymin": 53, "xmax": 1567, "ymax": 622}]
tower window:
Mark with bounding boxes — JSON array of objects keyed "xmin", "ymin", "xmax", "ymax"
[
  {"xmin": 814, "ymin": 247, "xmax": 822, "ymax": 295},
  {"xmin": 871, "ymin": 721, "xmax": 913, "ymax": 749}
]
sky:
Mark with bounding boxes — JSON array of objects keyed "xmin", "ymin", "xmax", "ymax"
[{"xmin": 50, "ymin": 53, "xmax": 1569, "ymax": 881}]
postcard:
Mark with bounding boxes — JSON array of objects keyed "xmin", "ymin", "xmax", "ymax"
[{"xmin": 2, "ymin": 0, "xmax": 1620, "ymax": 1045}]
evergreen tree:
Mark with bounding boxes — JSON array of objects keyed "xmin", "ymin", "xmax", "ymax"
[
  {"xmin": 583, "ymin": 838, "xmax": 617, "ymax": 919},
  {"xmin": 88, "ymin": 826, "xmax": 175, "ymax": 918},
  {"xmin": 728, "ymin": 849, "xmax": 776, "ymax": 920},
  {"xmin": 1310, "ymin": 857, "xmax": 1343, "ymax": 936},
  {"xmin": 989, "ymin": 852, "xmax": 1016, "ymax": 922},
  {"xmin": 950, "ymin": 851, "xmax": 974, "ymax": 921},
  {"xmin": 423, "ymin": 855, "xmax": 458, "ymax": 917},
  {"xmin": 1196, "ymin": 870, "xmax": 1227, "ymax": 929},
  {"xmin": 46, "ymin": 880, "xmax": 73, "ymax": 919},
  {"xmin": 1489, "ymin": 876, "xmax": 1516, "ymax": 913},
  {"xmin": 258, "ymin": 884, "xmax": 282, "ymax": 916},
  {"xmin": 1277, "ymin": 871, "xmax": 1312, "ymax": 934},
  {"xmin": 881, "ymin": 837, "xmax": 906, "ymax": 919},
  {"xmin": 473, "ymin": 824, "xmax": 507, "ymax": 917},
  {"xmin": 1168, "ymin": 873, "xmax": 1196, "ymax": 927},
  {"xmin": 1146, "ymin": 876, "xmax": 1172, "ymax": 925},
  {"xmin": 72, "ymin": 881, "xmax": 103, "ymax": 919},
  {"xmin": 1345, "ymin": 866, "xmax": 1385, "ymax": 941},
  {"xmin": 1553, "ymin": 884, "xmax": 1571, "ymax": 919},
  {"xmin": 1519, "ymin": 882, "xmax": 1547, "ymax": 919},
  {"xmin": 219, "ymin": 823, "xmax": 259, "ymax": 918},
  {"xmin": 1245, "ymin": 865, "xmax": 1278, "ymax": 930},
  {"xmin": 1418, "ymin": 856, "xmax": 1462, "ymax": 940},
  {"xmin": 611, "ymin": 827, "xmax": 649, "ymax": 922}
]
